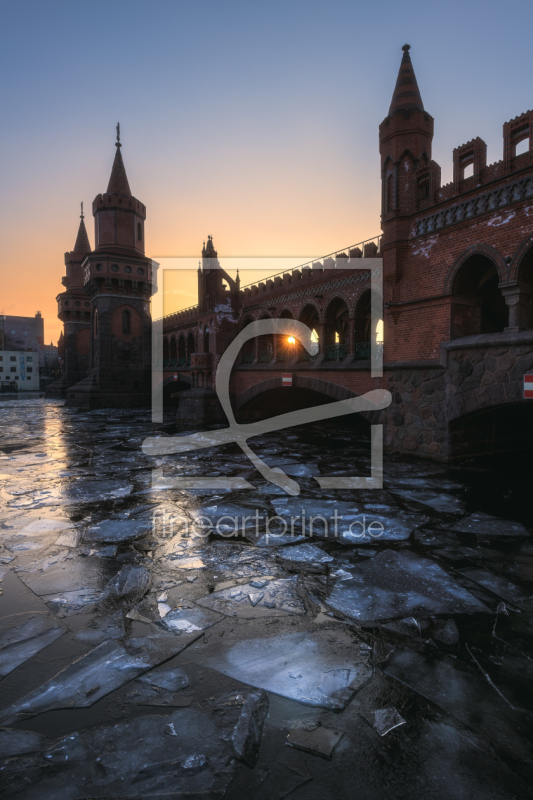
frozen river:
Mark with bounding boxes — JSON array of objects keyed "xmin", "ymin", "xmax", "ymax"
[{"xmin": 0, "ymin": 398, "xmax": 532, "ymax": 799}]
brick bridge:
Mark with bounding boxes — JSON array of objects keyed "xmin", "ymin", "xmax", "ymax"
[{"xmin": 159, "ymin": 46, "xmax": 533, "ymax": 461}]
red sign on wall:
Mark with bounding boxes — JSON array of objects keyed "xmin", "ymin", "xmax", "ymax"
[
  {"xmin": 524, "ymin": 374, "xmax": 533, "ymax": 399},
  {"xmin": 282, "ymin": 374, "xmax": 292, "ymax": 387}
]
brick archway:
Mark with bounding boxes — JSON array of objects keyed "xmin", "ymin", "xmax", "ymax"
[
  {"xmin": 444, "ymin": 244, "xmax": 507, "ymax": 295},
  {"xmin": 508, "ymin": 230, "xmax": 533, "ymax": 283}
]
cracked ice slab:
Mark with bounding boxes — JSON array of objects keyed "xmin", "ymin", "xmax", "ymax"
[
  {"xmin": 325, "ymin": 550, "xmax": 489, "ymax": 624},
  {"xmin": 14, "ymin": 551, "xmax": 106, "ymax": 597},
  {"xmin": 196, "ymin": 576, "xmax": 306, "ymax": 618},
  {"xmin": 83, "ymin": 518, "xmax": 153, "ymax": 544},
  {"xmin": 277, "ymin": 543, "xmax": 333, "ymax": 571},
  {"xmin": 0, "ymin": 709, "xmax": 237, "ymax": 799},
  {"xmin": 0, "ymin": 632, "xmax": 203, "ymax": 726},
  {"xmin": 450, "ymin": 512, "xmax": 529, "ymax": 539},
  {"xmin": 272, "ymin": 498, "xmax": 427, "ymax": 543},
  {"xmin": 186, "ymin": 618, "xmax": 372, "ymax": 709},
  {"xmin": 0, "ymin": 613, "xmax": 66, "ymax": 677}
]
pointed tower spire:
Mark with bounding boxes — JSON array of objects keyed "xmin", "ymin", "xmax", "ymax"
[
  {"xmin": 72, "ymin": 203, "xmax": 91, "ymax": 257},
  {"xmin": 106, "ymin": 122, "xmax": 131, "ymax": 196},
  {"xmin": 388, "ymin": 44, "xmax": 424, "ymax": 116}
]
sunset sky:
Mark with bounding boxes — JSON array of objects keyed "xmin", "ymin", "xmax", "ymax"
[{"xmin": 2, "ymin": 0, "xmax": 532, "ymax": 344}]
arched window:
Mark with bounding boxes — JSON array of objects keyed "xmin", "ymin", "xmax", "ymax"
[
  {"xmin": 203, "ymin": 327, "xmax": 210, "ymax": 353},
  {"xmin": 122, "ymin": 309, "xmax": 131, "ymax": 335},
  {"xmin": 137, "ymin": 223, "xmax": 142, "ymax": 241}
]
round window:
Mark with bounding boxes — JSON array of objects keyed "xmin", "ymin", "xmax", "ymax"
[
  {"xmin": 22, "ymin": 330, "xmax": 28, "ymax": 336},
  {"xmin": 65, "ymin": 302, "xmax": 69, "ymax": 307},
  {"xmin": 85, "ymin": 302, "xmax": 90, "ymax": 307},
  {"xmin": 137, "ymin": 267, "xmax": 144, "ymax": 275},
  {"xmin": 124, "ymin": 266, "xmax": 132, "ymax": 274},
  {"xmin": 111, "ymin": 264, "xmax": 119, "ymax": 272},
  {"xmin": 96, "ymin": 264, "xmax": 103, "ymax": 271},
  {"xmin": 10, "ymin": 330, "xmax": 16, "ymax": 335},
  {"xmin": 75, "ymin": 301, "xmax": 81, "ymax": 307}
]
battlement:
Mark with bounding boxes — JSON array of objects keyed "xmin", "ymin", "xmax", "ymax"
[
  {"xmin": 238, "ymin": 241, "xmax": 380, "ymax": 302},
  {"xmin": 162, "ymin": 305, "xmax": 199, "ymax": 331}
]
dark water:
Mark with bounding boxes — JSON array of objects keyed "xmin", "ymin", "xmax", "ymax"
[{"xmin": 0, "ymin": 398, "xmax": 532, "ymax": 799}]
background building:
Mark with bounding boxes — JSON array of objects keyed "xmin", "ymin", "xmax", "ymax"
[{"xmin": 0, "ymin": 351, "xmax": 40, "ymax": 390}]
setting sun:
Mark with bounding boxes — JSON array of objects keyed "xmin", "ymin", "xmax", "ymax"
[{"xmin": 287, "ymin": 336, "xmax": 296, "ymax": 344}]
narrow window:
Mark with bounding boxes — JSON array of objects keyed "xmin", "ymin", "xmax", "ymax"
[
  {"xmin": 122, "ymin": 310, "xmax": 131, "ymax": 335},
  {"xmin": 387, "ymin": 174, "xmax": 394, "ymax": 211},
  {"xmin": 463, "ymin": 163, "xmax": 474, "ymax": 179},
  {"xmin": 137, "ymin": 223, "xmax": 142, "ymax": 241}
]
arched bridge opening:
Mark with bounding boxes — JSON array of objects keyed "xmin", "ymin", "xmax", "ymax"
[{"xmin": 234, "ymin": 376, "xmax": 375, "ymax": 441}]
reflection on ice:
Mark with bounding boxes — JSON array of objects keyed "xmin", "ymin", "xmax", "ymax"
[{"xmin": 326, "ymin": 550, "xmax": 489, "ymax": 624}]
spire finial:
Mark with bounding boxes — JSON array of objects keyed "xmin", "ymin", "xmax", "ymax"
[
  {"xmin": 116, "ymin": 122, "xmax": 121, "ymax": 148},
  {"xmin": 388, "ymin": 44, "xmax": 424, "ymax": 115},
  {"xmin": 80, "ymin": 201, "xmax": 84, "ymax": 219}
]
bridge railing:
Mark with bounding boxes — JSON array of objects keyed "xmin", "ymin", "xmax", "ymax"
[{"xmin": 324, "ymin": 344, "xmax": 348, "ymax": 362}]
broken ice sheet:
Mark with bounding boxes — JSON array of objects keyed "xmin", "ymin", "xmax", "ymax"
[
  {"xmin": 2, "ymin": 479, "xmax": 133, "ymax": 509},
  {"xmin": 392, "ymin": 489, "xmax": 465, "ymax": 514},
  {"xmin": 201, "ymin": 542, "xmax": 279, "ymax": 579},
  {"xmin": 43, "ymin": 588, "xmax": 102, "ymax": 617},
  {"xmin": 286, "ymin": 724, "xmax": 344, "ymax": 759},
  {"xmin": 99, "ymin": 564, "xmax": 152, "ymax": 609},
  {"xmin": 74, "ymin": 613, "xmax": 125, "ymax": 645},
  {"xmin": 85, "ymin": 708, "xmax": 236, "ymax": 796},
  {"xmin": 0, "ymin": 709, "xmax": 236, "ymax": 798},
  {"xmin": 0, "ymin": 612, "xmax": 66, "ymax": 677},
  {"xmin": 383, "ymin": 648, "xmax": 525, "ymax": 742},
  {"xmin": 0, "ymin": 728, "xmax": 48, "ymax": 760},
  {"xmin": 186, "ymin": 619, "xmax": 372, "ymax": 709},
  {"xmin": 325, "ymin": 550, "xmax": 489, "ymax": 624},
  {"xmin": 126, "ymin": 664, "xmax": 193, "ymax": 707},
  {"xmin": 196, "ymin": 576, "xmax": 306, "ymax": 618},
  {"xmin": 360, "ymin": 707, "xmax": 406, "ymax": 736},
  {"xmin": 457, "ymin": 568, "xmax": 532, "ymax": 605},
  {"xmin": 230, "ymin": 688, "xmax": 269, "ymax": 767},
  {"xmin": 0, "ymin": 640, "xmax": 156, "ymax": 725},
  {"xmin": 83, "ymin": 518, "xmax": 152, "ymax": 545},
  {"xmin": 450, "ymin": 512, "xmax": 529, "ymax": 539},
  {"xmin": 277, "ymin": 543, "xmax": 333, "ymax": 572},
  {"xmin": 8, "ymin": 518, "xmax": 74, "ymax": 537},
  {"xmin": 14, "ymin": 551, "xmax": 105, "ymax": 597},
  {"xmin": 161, "ymin": 604, "xmax": 223, "ymax": 633},
  {"xmin": 271, "ymin": 499, "xmax": 426, "ymax": 544}
]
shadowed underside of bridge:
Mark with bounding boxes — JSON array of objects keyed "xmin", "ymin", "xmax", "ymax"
[
  {"xmin": 450, "ymin": 402, "xmax": 533, "ymax": 460},
  {"xmin": 235, "ymin": 376, "xmax": 376, "ymax": 433}
]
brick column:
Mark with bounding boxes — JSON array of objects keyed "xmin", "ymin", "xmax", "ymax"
[
  {"xmin": 317, "ymin": 323, "xmax": 326, "ymax": 355},
  {"xmin": 347, "ymin": 318, "xmax": 356, "ymax": 355}
]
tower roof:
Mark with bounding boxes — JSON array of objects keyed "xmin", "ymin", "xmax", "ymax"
[
  {"xmin": 202, "ymin": 235, "xmax": 218, "ymax": 258},
  {"xmin": 106, "ymin": 124, "xmax": 131, "ymax": 196},
  {"xmin": 388, "ymin": 44, "xmax": 424, "ymax": 116},
  {"xmin": 72, "ymin": 204, "xmax": 91, "ymax": 257}
]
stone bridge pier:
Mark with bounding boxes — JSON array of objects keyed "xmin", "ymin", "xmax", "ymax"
[{"xmin": 383, "ymin": 331, "xmax": 533, "ymax": 460}]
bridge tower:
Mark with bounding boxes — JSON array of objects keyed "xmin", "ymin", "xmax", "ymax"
[
  {"xmin": 46, "ymin": 208, "xmax": 92, "ymax": 397},
  {"xmin": 379, "ymin": 44, "xmax": 436, "ymax": 301},
  {"xmin": 64, "ymin": 127, "xmax": 157, "ymax": 408}
]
